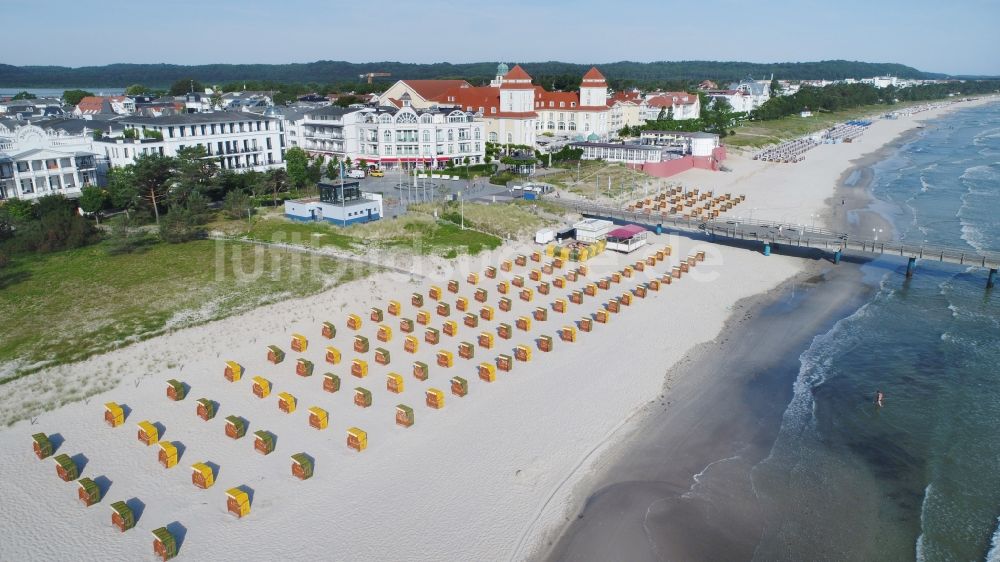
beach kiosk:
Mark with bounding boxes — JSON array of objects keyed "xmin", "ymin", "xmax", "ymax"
[
  {"xmin": 137, "ymin": 421, "xmax": 158, "ymax": 446},
  {"xmin": 377, "ymin": 324, "xmax": 393, "ymax": 343},
  {"xmin": 226, "ymin": 487, "xmax": 251, "ymax": 518},
  {"xmin": 158, "ymin": 441, "xmax": 178, "ymax": 468},
  {"xmin": 354, "ymin": 334, "xmax": 370, "ymax": 353},
  {"xmin": 480, "ymin": 305, "xmax": 495, "ymax": 321},
  {"xmin": 408, "ymin": 333, "xmax": 423, "ymax": 351},
  {"xmin": 277, "ymin": 392, "xmax": 297, "ymax": 414},
  {"xmin": 413, "ymin": 361, "xmax": 429, "ymax": 381},
  {"xmin": 424, "ymin": 327, "xmax": 439, "ymax": 345},
  {"xmin": 53, "ymin": 453, "xmax": 78, "ymax": 481},
  {"xmin": 290, "ymin": 333, "xmax": 308, "ymax": 352},
  {"xmin": 464, "ymin": 312, "xmax": 479, "ymax": 328},
  {"xmin": 105, "ymin": 402, "xmax": 125, "ymax": 427},
  {"xmin": 308, "ymin": 406, "xmax": 328, "ymax": 430},
  {"xmin": 152, "ymin": 527, "xmax": 178, "ymax": 560},
  {"xmin": 77, "ymin": 477, "xmax": 101, "ymax": 506},
  {"xmin": 32, "ymin": 433, "xmax": 53, "ymax": 460},
  {"xmin": 533, "ymin": 307, "xmax": 548, "ymax": 322},
  {"xmin": 479, "ymin": 362, "xmax": 497, "ymax": 382},
  {"xmin": 225, "ymin": 415, "xmax": 247, "ymax": 439},
  {"xmin": 110, "ymin": 501, "xmax": 135, "ymax": 532},
  {"xmin": 387, "ymin": 373, "xmax": 404, "ymax": 394},
  {"xmin": 224, "ymin": 361, "xmax": 243, "ymax": 382},
  {"xmin": 325, "ymin": 346, "xmax": 342, "ymax": 365},
  {"xmin": 323, "ymin": 373, "xmax": 341, "ymax": 393},
  {"xmin": 496, "ymin": 353, "xmax": 513, "ymax": 372},
  {"xmin": 426, "ymin": 388, "xmax": 445, "ymax": 409},
  {"xmin": 388, "ymin": 300, "xmax": 402, "ymax": 316},
  {"xmin": 291, "ymin": 453, "xmax": 313, "ymax": 480},
  {"xmin": 354, "ymin": 387, "xmax": 373, "ymax": 408},
  {"xmin": 251, "ymin": 376, "xmax": 271, "ymax": 399},
  {"xmin": 191, "ymin": 463, "xmax": 214, "ymax": 489},
  {"xmin": 254, "ymin": 430, "xmax": 275, "ymax": 455},
  {"xmin": 296, "ymin": 358, "xmax": 314, "ymax": 377},
  {"xmin": 347, "ymin": 313, "xmax": 362, "ymax": 330},
  {"xmin": 347, "ymin": 427, "xmax": 368, "ymax": 452},
  {"xmin": 351, "ymin": 358, "xmax": 368, "ymax": 378},
  {"xmin": 396, "ymin": 404, "xmax": 414, "ymax": 428},
  {"xmin": 165, "ymin": 380, "xmax": 186, "ymax": 401},
  {"xmin": 267, "ymin": 345, "xmax": 285, "ymax": 364},
  {"xmin": 437, "ymin": 350, "xmax": 454, "ymax": 368},
  {"xmin": 322, "ymin": 321, "xmax": 336, "ymax": 339},
  {"xmin": 450, "ymin": 376, "xmax": 469, "ymax": 397}
]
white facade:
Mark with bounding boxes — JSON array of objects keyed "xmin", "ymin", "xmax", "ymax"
[
  {"xmin": 97, "ymin": 113, "xmax": 285, "ymax": 172},
  {"xmin": 352, "ymin": 107, "xmax": 485, "ymax": 169},
  {"xmin": 0, "ymin": 123, "xmax": 102, "ymax": 200}
]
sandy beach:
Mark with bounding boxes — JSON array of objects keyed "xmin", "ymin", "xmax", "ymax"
[{"xmin": 0, "ymin": 97, "xmax": 994, "ymax": 561}]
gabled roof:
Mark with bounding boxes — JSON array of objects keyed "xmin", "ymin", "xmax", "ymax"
[
  {"xmin": 504, "ymin": 65, "xmax": 532, "ymax": 80},
  {"xmin": 399, "ymin": 80, "xmax": 472, "ymax": 102},
  {"xmin": 582, "ymin": 67, "xmax": 606, "ymax": 83}
]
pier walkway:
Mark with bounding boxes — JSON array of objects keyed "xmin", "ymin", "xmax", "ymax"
[{"xmin": 549, "ymin": 200, "xmax": 1000, "ymax": 287}]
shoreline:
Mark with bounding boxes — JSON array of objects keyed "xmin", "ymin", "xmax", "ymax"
[
  {"xmin": 1, "ymin": 98, "xmax": 996, "ymax": 561},
  {"xmin": 537, "ymin": 97, "xmax": 998, "ymax": 560}
]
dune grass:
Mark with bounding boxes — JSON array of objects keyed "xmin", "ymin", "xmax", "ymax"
[{"xmin": 0, "ymin": 239, "xmax": 371, "ymax": 384}]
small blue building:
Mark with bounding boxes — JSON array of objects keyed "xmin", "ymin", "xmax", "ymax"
[{"xmin": 284, "ymin": 180, "xmax": 383, "ymax": 226}]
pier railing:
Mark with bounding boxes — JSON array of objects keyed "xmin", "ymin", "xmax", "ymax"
[{"xmin": 551, "ymin": 199, "xmax": 1000, "ymax": 270}]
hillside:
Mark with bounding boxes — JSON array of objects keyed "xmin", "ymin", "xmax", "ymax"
[{"xmin": 0, "ymin": 59, "xmax": 941, "ymax": 88}]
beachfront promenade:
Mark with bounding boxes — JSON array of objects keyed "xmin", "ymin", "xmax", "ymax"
[{"xmin": 551, "ymin": 199, "xmax": 1000, "ymax": 286}]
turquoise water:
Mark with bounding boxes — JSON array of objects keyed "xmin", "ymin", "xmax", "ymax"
[{"xmin": 751, "ymin": 103, "xmax": 1000, "ymax": 561}]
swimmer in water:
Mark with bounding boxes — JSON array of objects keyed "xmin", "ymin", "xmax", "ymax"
[{"xmin": 875, "ymin": 389, "xmax": 884, "ymax": 408}]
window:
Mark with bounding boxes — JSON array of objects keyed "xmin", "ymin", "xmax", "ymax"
[
  {"xmin": 16, "ymin": 161, "xmax": 29, "ymax": 173},
  {"xmin": 60, "ymin": 158, "xmax": 71, "ymax": 168},
  {"xmin": 571, "ymin": 102, "xmax": 576, "ymax": 108},
  {"xmin": 569, "ymin": 122, "xmax": 577, "ymax": 131},
  {"xmin": 506, "ymin": 133, "xmax": 512, "ymax": 143},
  {"xmin": 422, "ymin": 131, "xmax": 430, "ymax": 142},
  {"xmin": 384, "ymin": 130, "xmax": 391, "ymax": 141},
  {"xmin": 20, "ymin": 178, "xmax": 33, "ymax": 193},
  {"xmin": 474, "ymin": 129, "xmax": 480, "ymax": 140},
  {"xmin": 490, "ymin": 107, "xmax": 496, "ymax": 114},
  {"xmin": 447, "ymin": 130, "xmax": 454, "ymax": 141},
  {"xmin": 266, "ymin": 138, "xmax": 272, "ymax": 149},
  {"xmin": 489, "ymin": 132, "xmax": 498, "ymax": 142}
]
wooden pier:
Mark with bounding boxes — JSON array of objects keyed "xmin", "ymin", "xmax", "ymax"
[{"xmin": 550, "ymin": 200, "xmax": 1000, "ymax": 287}]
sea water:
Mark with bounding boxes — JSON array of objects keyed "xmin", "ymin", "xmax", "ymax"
[{"xmin": 750, "ymin": 102, "xmax": 1000, "ymax": 561}]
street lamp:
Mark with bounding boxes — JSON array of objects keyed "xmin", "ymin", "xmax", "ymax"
[
  {"xmin": 872, "ymin": 227, "xmax": 883, "ymax": 242},
  {"xmin": 459, "ymin": 191, "xmax": 464, "ymax": 230}
]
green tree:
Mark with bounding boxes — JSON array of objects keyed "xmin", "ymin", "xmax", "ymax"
[
  {"xmin": 2, "ymin": 198, "xmax": 36, "ymax": 222},
  {"xmin": 170, "ymin": 146, "xmax": 218, "ymax": 205},
  {"xmin": 78, "ymin": 185, "xmax": 108, "ymax": 224},
  {"xmin": 132, "ymin": 154, "xmax": 175, "ymax": 224},
  {"xmin": 12, "ymin": 91, "xmax": 36, "ymax": 100},
  {"xmin": 284, "ymin": 147, "xmax": 310, "ymax": 188},
  {"xmin": 223, "ymin": 189, "xmax": 253, "ymax": 220},
  {"xmin": 106, "ymin": 167, "xmax": 139, "ymax": 213},
  {"xmin": 125, "ymin": 84, "xmax": 148, "ymax": 96},
  {"xmin": 159, "ymin": 205, "xmax": 202, "ymax": 243},
  {"xmin": 769, "ymin": 77, "xmax": 782, "ymax": 96},
  {"xmin": 169, "ymin": 78, "xmax": 204, "ymax": 96},
  {"xmin": 62, "ymin": 89, "xmax": 94, "ymax": 106},
  {"xmin": 265, "ymin": 169, "xmax": 290, "ymax": 206},
  {"xmin": 326, "ymin": 159, "xmax": 339, "ymax": 180},
  {"xmin": 333, "ymin": 95, "xmax": 363, "ymax": 107},
  {"xmin": 308, "ymin": 155, "xmax": 325, "ymax": 185}
]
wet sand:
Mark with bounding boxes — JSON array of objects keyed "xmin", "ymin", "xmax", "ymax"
[{"xmin": 544, "ymin": 258, "xmax": 874, "ymax": 561}]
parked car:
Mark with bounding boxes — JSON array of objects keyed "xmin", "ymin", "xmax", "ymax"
[
  {"xmin": 369, "ymin": 169, "xmax": 384, "ymax": 177},
  {"xmin": 347, "ymin": 169, "xmax": 366, "ymax": 179}
]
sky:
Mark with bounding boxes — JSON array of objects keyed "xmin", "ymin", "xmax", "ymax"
[{"xmin": 4, "ymin": 0, "xmax": 999, "ymax": 75}]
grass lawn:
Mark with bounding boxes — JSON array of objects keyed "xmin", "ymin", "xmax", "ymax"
[
  {"xmin": 0, "ymin": 239, "xmax": 372, "ymax": 384},
  {"xmin": 542, "ymin": 161, "xmax": 663, "ymax": 200},
  {"xmin": 726, "ymin": 100, "xmax": 930, "ymax": 148},
  {"xmin": 409, "ymin": 201, "xmax": 561, "ymax": 239},
  {"xmin": 234, "ymin": 211, "xmax": 503, "ymax": 258}
]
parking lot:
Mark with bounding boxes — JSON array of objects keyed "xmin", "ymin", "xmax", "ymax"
[{"xmin": 356, "ymin": 169, "xmax": 519, "ymax": 217}]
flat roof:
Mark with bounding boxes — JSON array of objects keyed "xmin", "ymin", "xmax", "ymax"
[
  {"xmin": 120, "ymin": 112, "xmax": 279, "ymax": 126},
  {"xmin": 570, "ymin": 142, "xmax": 661, "ymax": 151}
]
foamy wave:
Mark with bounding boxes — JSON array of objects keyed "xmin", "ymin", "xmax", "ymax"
[
  {"xmin": 960, "ymin": 164, "xmax": 999, "ymax": 183},
  {"xmin": 986, "ymin": 515, "xmax": 1000, "ymax": 562},
  {"xmin": 919, "ymin": 174, "xmax": 932, "ymax": 193},
  {"xmin": 915, "ymin": 482, "xmax": 935, "ymax": 562}
]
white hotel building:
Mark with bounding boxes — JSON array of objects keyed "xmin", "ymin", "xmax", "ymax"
[
  {"xmin": 0, "ymin": 119, "xmax": 103, "ymax": 201},
  {"xmin": 97, "ymin": 113, "xmax": 285, "ymax": 172}
]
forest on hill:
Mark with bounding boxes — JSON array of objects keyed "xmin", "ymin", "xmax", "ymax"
[{"xmin": 0, "ymin": 59, "xmax": 943, "ymax": 90}]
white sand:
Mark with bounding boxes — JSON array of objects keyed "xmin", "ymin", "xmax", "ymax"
[{"xmin": 0, "ymin": 97, "xmax": 992, "ymax": 561}]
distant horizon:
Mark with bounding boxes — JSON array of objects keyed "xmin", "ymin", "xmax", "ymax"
[
  {"xmin": 1, "ymin": 58, "xmax": 994, "ymax": 79},
  {"xmin": 5, "ymin": 0, "xmax": 999, "ymax": 75}
]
